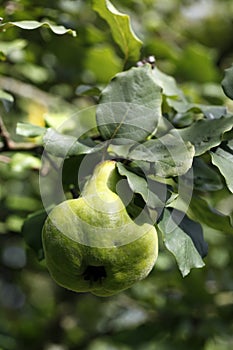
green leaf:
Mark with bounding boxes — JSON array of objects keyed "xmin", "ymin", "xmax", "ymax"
[
  {"xmin": 21, "ymin": 209, "xmax": 50, "ymax": 260},
  {"xmin": 193, "ymin": 157, "xmax": 223, "ymax": 191},
  {"xmin": 76, "ymin": 85, "xmax": 101, "ymax": 97},
  {"xmin": 211, "ymin": 148, "xmax": 233, "ymax": 193},
  {"xmin": 107, "ymin": 142, "xmax": 135, "ymax": 158},
  {"xmin": 10, "ymin": 153, "xmax": 41, "ymax": 173},
  {"xmin": 175, "ymin": 44, "xmax": 219, "ymax": 83},
  {"xmin": 116, "ymin": 163, "xmax": 165, "ymax": 209},
  {"xmin": 128, "ymin": 131, "xmax": 195, "ymax": 177},
  {"xmin": 172, "ymin": 195, "xmax": 233, "ymax": 234},
  {"xmin": 192, "ymin": 104, "xmax": 227, "ymax": 119},
  {"xmin": 85, "ymin": 45, "xmax": 122, "ymax": 83},
  {"xmin": 96, "ymin": 65, "xmax": 162, "ymax": 142},
  {"xmin": 189, "ymin": 196, "xmax": 233, "ymax": 233},
  {"xmin": 178, "ymin": 116, "xmax": 233, "ymax": 156},
  {"xmin": 152, "ymin": 66, "xmax": 191, "ymax": 113},
  {"xmin": 171, "ymin": 102, "xmax": 227, "ymax": 119},
  {"xmin": 170, "ymin": 209, "xmax": 208, "ymax": 258},
  {"xmin": 0, "ymin": 89, "xmax": 14, "ymax": 112},
  {"xmin": 43, "ymin": 128, "xmax": 103, "ymax": 158},
  {"xmin": 222, "ymin": 64, "xmax": 233, "ymax": 100},
  {"xmin": 62, "ymin": 155, "xmax": 85, "ymax": 192},
  {"xmin": 0, "ymin": 89, "xmax": 14, "ymax": 111},
  {"xmin": 16, "ymin": 122, "xmax": 46, "ymax": 138},
  {"xmin": 0, "ymin": 89, "xmax": 14, "ymax": 103},
  {"xmin": 228, "ymin": 139, "xmax": 233, "ymax": 151},
  {"xmin": 92, "ymin": 0, "xmax": 142, "ymax": 61},
  {"xmin": 0, "ymin": 39, "xmax": 27, "ymax": 56},
  {"xmin": 16, "ymin": 63, "xmax": 49, "ymax": 84},
  {"xmin": 158, "ymin": 209, "xmax": 205, "ymax": 277},
  {"xmin": 0, "ymin": 20, "xmax": 76, "ymax": 36},
  {"xmin": 152, "ymin": 66, "xmax": 184, "ymax": 98},
  {"xmin": 6, "ymin": 196, "xmax": 41, "ymax": 212},
  {"xmin": 0, "ymin": 51, "xmax": 6, "ymax": 61}
]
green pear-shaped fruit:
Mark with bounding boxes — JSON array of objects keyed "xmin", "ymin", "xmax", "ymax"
[{"xmin": 42, "ymin": 160, "xmax": 158, "ymax": 296}]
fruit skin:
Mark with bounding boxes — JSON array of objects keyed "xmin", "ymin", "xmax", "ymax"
[{"xmin": 42, "ymin": 160, "xmax": 158, "ymax": 297}]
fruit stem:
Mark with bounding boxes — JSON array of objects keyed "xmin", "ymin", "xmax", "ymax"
[{"xmin": 83, "ymin": 160, "xmax": 119, "ymax": 198}]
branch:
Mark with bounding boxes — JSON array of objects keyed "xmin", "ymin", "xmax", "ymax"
[
  {"xmin": 0, "ymin": 76, "xmax": 73, "ymax": 109},
  {"xmin": 0, "ymin": 155, "xmax": 11, "ymax": 163},
  {"xmin": 0, "ymin": 116, "xmax": 43, "ymax": 154}
]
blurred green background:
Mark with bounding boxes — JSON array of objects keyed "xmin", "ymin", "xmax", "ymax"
[{"xmin": 1, "ymin": 0, "xmax": 233, "ymax": 349}]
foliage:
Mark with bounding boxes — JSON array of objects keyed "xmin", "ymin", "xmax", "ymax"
[{"xmin": 1, "ymin": 1, "xmax": 233, "ymax": 350}]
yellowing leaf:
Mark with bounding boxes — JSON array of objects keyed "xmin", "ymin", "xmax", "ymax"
[{"xmin": 27, "ymin": 102, "xmax": 47, "ymax": 127}]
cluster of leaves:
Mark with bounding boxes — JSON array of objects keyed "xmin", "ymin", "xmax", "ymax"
[{"xmin": 15, "ymin": 1, "xmax": 233, "ymax": 278}]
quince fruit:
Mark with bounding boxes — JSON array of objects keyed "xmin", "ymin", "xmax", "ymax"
[{"xmin": 42, "ymin": 160, "xmax": 158, "ymax": 296}]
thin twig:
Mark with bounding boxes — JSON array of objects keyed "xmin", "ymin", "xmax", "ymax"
[
  {"xmin": 0, "ymin": 115, "xmax": 43, "ymax": 154},
  {"xmin": 0, "ymin": 154, "xmax": 10, "ymax": 163},
  {"xmin": 0, "ymin": 76, "xmax": 74, "ymax": 109},
  {"xmin": 0, "ymin": 115, "xmax": 13, "ymax": 149},
  {"xmin": 0, "ymin": 76, "xmax": 59, "ymax": 107}
]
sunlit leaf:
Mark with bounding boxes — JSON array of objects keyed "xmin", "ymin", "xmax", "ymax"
[
  {"xmin": 10, "ymin": 153, "xmax": 41, "ymax": 173},
  {"xmin": 0, "ymin": 39, "xmax": 27, "ymax": 56},
  {"xmin": 0, "ymin": 20, "xmax": 76, "ymax": 36},
  {"xmin": 175, "ymin": 44, "xmax": 219, "ymax": 83},
  {"xmin": 16, "ymin": 63, "xmax": 49, "ymax": 84},
  {"xmin": 85, "ymin": 45, "xmax": 122, "ymax": 83},
  {"xmin": 92, "ymin": 0, "xmax": 142, "ymax": 61},
  {"xmin": 16, "ymin": 122, "xmax": 46, "ymax": 138}
]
